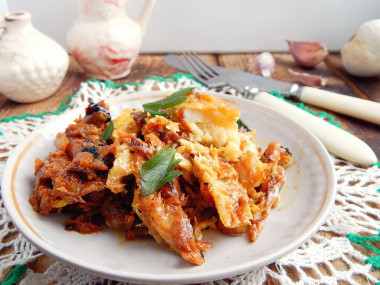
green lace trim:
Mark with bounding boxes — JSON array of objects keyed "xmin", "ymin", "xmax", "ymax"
[
  {"xmin": 0, "ymin": 92, "xmax": 74, "ymax": 123},
  {"xmin": 346, "ymin": 230, "xmax": 380, "ymax": 270},
  {"xmin": 269, "ymin": 91, "xmax": 344, "ymax": 129},
  {"xmin": 347, "ymin": 188, "xmax": 380, "ymax": 272},
  {"xmin": 0, "ymin": 264, "xmax": 27, "ymax": 285}
]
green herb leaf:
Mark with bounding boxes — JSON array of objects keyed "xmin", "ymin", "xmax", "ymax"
[
  {"xmin": 140, "ymin": 146, "xmax": 182, "ymax": 197},
  {"xmin": 142, "ymin": 87, "xmax": 194, "ymax": 116},
  {"xmin": 100, "ymin": 120, "xmax": 114, "ymax": 141},
  {"xmin": 237, "ymin": 118, "xmax": 251, "ymax": 131}
]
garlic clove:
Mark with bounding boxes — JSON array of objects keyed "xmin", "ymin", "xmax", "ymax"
[
  {"xmin": 286, "ymin": 40, "xmax": 328, "ymax": 67},
  {"xmin": 341, "ymin": 19, "xmax": 380, "ymax": 77},
  {"xmin": 288, "ymin": 69, "xmax": 327, "ymax": 87},
  {"xmin": 249, "ymin": 52, "xmax": 276, "ymax": 77}
]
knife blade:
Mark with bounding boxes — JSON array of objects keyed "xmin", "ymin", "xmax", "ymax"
[
  {"xmin": 164, "ymin": 54, "xmax": 380, "ymax": 125},
  {"xmin": 164, "ymin": 54, "xmax": 378, "ymax": 165}
]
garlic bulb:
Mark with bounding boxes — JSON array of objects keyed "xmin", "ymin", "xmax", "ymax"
[{"xmin": 341, "ymin": 19, "xmax": 380, "ymax": 77}]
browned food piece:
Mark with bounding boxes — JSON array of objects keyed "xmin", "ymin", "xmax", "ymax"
[
  {"xmin": 100, "ymin": 190, "xmax": 148, "ymax": 240},
  {"xmin": 248, "ymin": 142, "xmax": 290, "ymax": 242},
  {"xmin": 233, "ymin": 150, "xmax": 269, "ymax": 191},
  {"xmin": 141, "ymin": 116, "xmax": 180, "ymax": 149},
  {"xmin": 249, "ymin": 166, "xmax": 286, "ymax": 242},
  {"xmin": 192, "ymin": 154, "xmax": 253, "ymax": 229},
  {"xmin": 133, "ymin": 180, "xmax": 205, "ymax": 266},
  {"xmin": 31, "ymin": 101, "xmax": 114, "ymax": 216},
  {"xmin": 65, "ymin": 210, "xmax": 103, "ymax": 234},
  {"xmin": 177, "ymin": 139, "xmax": 253, "ymax": 230},
  {"xmin": 107, "ymin": 108, "xmax": 152, "ymax": 194},
  {"xmin": 31, "ymin": 151, "xmax": 71, "ymax": 214}
]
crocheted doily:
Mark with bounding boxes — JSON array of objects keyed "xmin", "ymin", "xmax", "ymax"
[{"xmin": 0, "ymin": 74, "xmax": 379, "ymax": 285}]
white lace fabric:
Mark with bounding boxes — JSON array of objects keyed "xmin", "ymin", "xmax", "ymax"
[{"xmin": 0, "ymin": 76, "xmax": 379, "ymax": 285}]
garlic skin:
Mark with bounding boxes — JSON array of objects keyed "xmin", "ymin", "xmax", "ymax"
[
  {"xmin": 250, "ymin": 52, "xmax": 276, "ymax": 77},
  {"xmin": 287, "ymin": 40, "xmax": 328, "ymax": 67},
  {"xmin": 288, "ymin": 69, "xmax": 327, "ymax": 88},
  {"xmin": 341, "ymin": 19, "xmax": 380, "ymax": 77}
]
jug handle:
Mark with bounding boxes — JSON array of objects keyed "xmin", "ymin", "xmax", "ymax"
[{"xmin": 138, "ymin": 0, "xmax": 156, "ymax": 36}]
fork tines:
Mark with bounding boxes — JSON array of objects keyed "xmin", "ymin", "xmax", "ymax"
[{"xmin": 182, "ymin": 51, "xmax": 219, "ymax": 81}]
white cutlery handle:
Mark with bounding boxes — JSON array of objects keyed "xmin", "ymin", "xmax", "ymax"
[
  {"xmin": 254, "ymin": 92, "xmax": 377, "ymax": 165},
  {"xmin": 299, "ymin": 86, "xmax": 380, "ymax": 125}
]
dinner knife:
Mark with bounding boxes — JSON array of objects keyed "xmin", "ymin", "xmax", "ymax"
[
  {"xmin": 164, "ymin": 54, "xmax": 380, "ymax": 125},
  {"xmin": 164, "ymin": 54, "xmax": 378, "ymax": 165}
]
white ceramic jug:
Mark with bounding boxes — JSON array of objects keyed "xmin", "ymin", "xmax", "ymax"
[
  {"xmin": 67, "ymin": 0, "xmax": 156, "ymax": 80},
  {"xmin": 0, "ymin": 12, "xmax": 69, "ymax": 103}
]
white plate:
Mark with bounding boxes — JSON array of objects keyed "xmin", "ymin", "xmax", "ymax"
[{"xmin": 2, "ymin": 90, "xmax": 336, "ymax": 284}]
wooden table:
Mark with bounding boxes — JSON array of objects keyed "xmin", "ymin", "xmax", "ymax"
[
  {"xmin": 1, "ymin": 53, "xmax": 379, "ymax": 283},
  {"xmin": 1, "ymin": 53, "xmax": 379, "ymax": 160}
]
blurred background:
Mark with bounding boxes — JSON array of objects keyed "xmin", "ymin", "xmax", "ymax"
[{"xmin": 1, "ymin": 0, "xmax": 380, "ymax": 52}]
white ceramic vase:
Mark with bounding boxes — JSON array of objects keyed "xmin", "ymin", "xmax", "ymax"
[
  {"xmin": 0, "ymin": 11, "xmax": 69, "ymax": 103},
  {"xmin": 67, "ymin": 0, "xmax": 156, "ymax": 80}
]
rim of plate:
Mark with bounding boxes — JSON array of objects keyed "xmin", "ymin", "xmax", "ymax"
[{"xmin": 1, "ymin": 90, "xmax": 336, "ymax": 284}]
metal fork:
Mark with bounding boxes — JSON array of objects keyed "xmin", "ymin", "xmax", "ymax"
[
  {"xmin": 181, "ymin": 51, "xmax": 229, "ymax": 89},
  {"xmin": 182, "ymin": 51, "xmax": 258, "ymax": 96}
]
